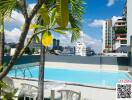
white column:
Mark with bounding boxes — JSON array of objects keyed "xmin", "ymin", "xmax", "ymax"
[
  {"xmin": 127, "ymin": 0, "xmax": 132, "ymax": 45},
  {"xmin": 102, "ymin": 21, "xmax": 106, "ymax": 53}
]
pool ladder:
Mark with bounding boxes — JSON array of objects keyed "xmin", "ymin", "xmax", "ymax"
[{"xmin": 14, "ymin": 67, "xmax": 33, "ymax": 78}]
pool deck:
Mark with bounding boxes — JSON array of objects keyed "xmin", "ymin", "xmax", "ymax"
[
  {"xmin": 13, "ymin": 78, "xmax": 116, "ymax": 100},
  {"xmin": 45, "ymin": 61, "xmax": 129, "ymax": 72}
]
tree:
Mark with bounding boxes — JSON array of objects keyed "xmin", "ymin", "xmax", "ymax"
[
  {"xmin": 0, "ymin": 0, "xmax": 45, "ymax": 79},
  {"xmin": 24, "ymin": 47, "xmax": 31, "ymax": 55},
  {"xmin": 115, "ymin": 28, "xmax": 127, "ymax": 34},
  {"xmin": 0, "ymin": 0, "xmax": 84, "ymax": 100},
  {"xmin": 31, "ymin": 48, "xmax": 35, "ymax": 54}
]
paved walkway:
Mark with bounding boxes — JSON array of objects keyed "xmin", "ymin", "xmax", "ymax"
[{"xmin": 13, "ymin": 78, "xmax": 116, "ymax": 100}]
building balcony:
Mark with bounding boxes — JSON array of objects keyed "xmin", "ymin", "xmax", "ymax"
[
  {"xmin": 113, "ymin": 38, "xmax": 127, "ymax": 41},
  {"xmin": 115, "ymin": 33, "xmax": 127, "ymax": 36},
  {"xmin": 114, "ymin": 25, "xmax": 127, "ymax": 28},
  {"xmin": 105, "ymin": 45, "xmax": 111, "ymax": 48}
]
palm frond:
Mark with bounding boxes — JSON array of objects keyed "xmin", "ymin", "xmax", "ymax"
[
  {"xmin": 68, "ymin": 0, "xmax": 85, "ymax": 42},
  {"xmin": 0, "ymin": 0, "xmax": 17, "ymax": 17},
  {"xmin": 69, "ymin": 0, "xmax": 85, "ymax": 26},
  {"xmin": 69, "ymin": 14, "xmax": 81, "ymax": 42},
  {"xmin": 71, "ymin": 29, "xmax": 80, "ymax": 42}
]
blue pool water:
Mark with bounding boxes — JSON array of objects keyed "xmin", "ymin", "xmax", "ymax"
[{"xmin": 8, "ymin": 67, "xmax": 132, "ymax": 88}]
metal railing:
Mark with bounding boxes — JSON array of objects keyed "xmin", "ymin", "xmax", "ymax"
[{"xmin": 11, "ymin": 62, "xmax": 39, "ymax": 78}]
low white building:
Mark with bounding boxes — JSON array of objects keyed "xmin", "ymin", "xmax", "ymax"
[
  {"xmin": 75, "ymin": 42, "xmax": 86, "ymax": 56},
  {"xmin": 10, "ymin": 48, "xmax": 16, "ymax": 56}
]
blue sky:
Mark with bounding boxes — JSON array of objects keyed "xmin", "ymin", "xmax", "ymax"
[
  {"xmin": 5, "ymin": 0, "xmax": 126, "ymax": 52},
  {"xmin": 27, "ymin": 0, "xmax": 125, "ymax": 39},
  {"xmin": 82, "ymin": 0, "xmax": 126, "ymax": 39}
]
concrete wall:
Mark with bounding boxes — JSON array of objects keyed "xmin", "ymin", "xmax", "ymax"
[
  {"xmin": 127, "ymin": 0, "xmax": 132, "ymax": 45},
  {"xmin": 4, "ymin": 55, "xmax": 129, "ymax": 71}
]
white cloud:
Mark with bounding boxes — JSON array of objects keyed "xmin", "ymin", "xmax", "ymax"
[
  {"xmin": 5, "ymin": 3, "xmax": 36, "ymax": 26},
  {"xmin": 79, "ymin": 31, "xmax": 102, "ymax": 53},
  {"xmin": 107, "ymin": 0, "xmax": 115, "ymax": 7},
  {"xmin": 5, "ymin": 11, "xmax": 25, "ymax": 26},
  {"xmin": 111, "ymin": 16, "xmax": 122, "ymax": 26},
  {"xmin": 88, "ymin": 19, "xmax": 105, "ymax": 27},
  {"xmin": 59, "ymin": 31, "xmax": 102, "ymax": 53},
  {"xmin": 107, "ymin": 0, "xmax": 123, "ymax": 7},
  {"xmin": 5, "ymin": 28, "xmax": 22, "ymax": 43},
  {"xmin": 28, "ymin": 3, "xmax": 36, "ymax": 9},
  {"xmin": 4, "ymin": 3, "xmax": 36, "ymax": 43}
]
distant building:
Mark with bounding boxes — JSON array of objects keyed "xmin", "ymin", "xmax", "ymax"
[
  {"xmin": 102, "ymin": 20, "xmax": 113, "ymax": 53},
  {"xmin": 61, "ymin": 46, "xmax": 75, "ymax": 56},
  {"xmin": 56, "ymin": 40, "xmax": 60, "ymax": 49},
  {"xmin": 53, "ymin": 39, "xmax": 56, "ymax": 49},
  {"xmin": 4, "ymin": 43, "xmax": 17, "ymax": 55},
  {"xmin": 5, "ymin": 42, "xmax": 17, "ymax": 48},
  {"xmin": 10, "ymin": 48, "xmax": 16, "ymax": 56},
  {"xmin": 75, "ymin": 42, "xmax": 86, "ymax": 56},
  {"xmin": 86, "ymin": 47, "xmax": 95, "ymax": 56},
  {"xmin": 28, "ymin": 38, "xmax": 41, "ymax": 54},
  {"xmin": 52, "ymin": 39, "xmax": 60, "ymax": 50}
]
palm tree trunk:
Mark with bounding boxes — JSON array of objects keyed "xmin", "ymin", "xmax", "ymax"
[
  {"xmin": 38, "ymin": 33, "xmax": 45, "ymax": 100},
  {"xmin": 0, "ymin": 15, "xmax": 4, "ymax": 67}
]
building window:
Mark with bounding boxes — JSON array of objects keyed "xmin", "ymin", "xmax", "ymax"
[{"xmin": 121, "ymin": 40, "xmax": 127, "ymax": 44}]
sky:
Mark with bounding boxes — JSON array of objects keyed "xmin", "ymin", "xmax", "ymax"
[{"xmin": 4, "ymin": 0, "xmax": 126, "ymax": 53}]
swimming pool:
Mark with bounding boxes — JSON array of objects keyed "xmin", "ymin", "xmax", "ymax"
[{"xmin": 8, "ymin": 67, "xmax": 132, "ymax": 88}]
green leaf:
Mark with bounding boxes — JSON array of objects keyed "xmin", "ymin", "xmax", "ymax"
[
  {"xmin": 0, "ymin": 81, "xmax": 7, "ymax": 88},
  {"xmin": 54, "ymin": 29, "xmax": 66, "ymax": 34},
  {"xmin": 42, "ymin": 31, "xmax": 53, "ymax": 46},
  {"xmin": 35, "ymin": 35, "xmax": 40, "ymax": 43},
  {"xmin": 39, "ymin": 4, "xmax": 50, "ymax": 26},
  {"xmin": 29, "ymin": 24, "xmax": 45, "ymax": 29},
  {"xmin": 50, "ymin": 8, "xmax": 56, "ymax": 28},
  {"xmin": 0, "ymin": 66, "xmax": 3, "ymax": 72},
  {"xmin": 55, "ymin": 27, "xmax": 78, "ymax": 31},
  {"xmin": 56, "ymin": 0, "xmax": 69, "ymax": 28}
]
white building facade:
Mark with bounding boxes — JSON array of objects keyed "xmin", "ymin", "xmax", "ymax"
[
  {"xmin": 75, "ymin": 42, "xmax": 86, "ymax": 56},
  {"xmin": 127, "ymin": 0, "xmax": 132, "ymax": 45},
  {"xmin": 102, "ymin": 20, "xmax": 113, "ymax": 53}
]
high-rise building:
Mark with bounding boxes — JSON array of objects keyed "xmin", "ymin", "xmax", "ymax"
[
  {"xmin": 102, "ymin": 20, "xmax": 113, "ymax": 53},
  {"xmin": 56, "ymin": 40, "xmax": 60, "ymax": 49},
  {"xmin": 102, "ymin": 0, "xmax": 130, "ymax": 53},
  {"xmin": 123, "ymin": 2, "xmax": 127, "ymax": 19},
  {"xmin": 52, "ymin": 39, "xmax": 60, "ymax": 50},
  {"xmin": 53, "ymin": 39, "xmax": 57, "ymax": 49},
  {"xmin": 113, "ymin": 18, "xmax": 127, "ymax": 51}
]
